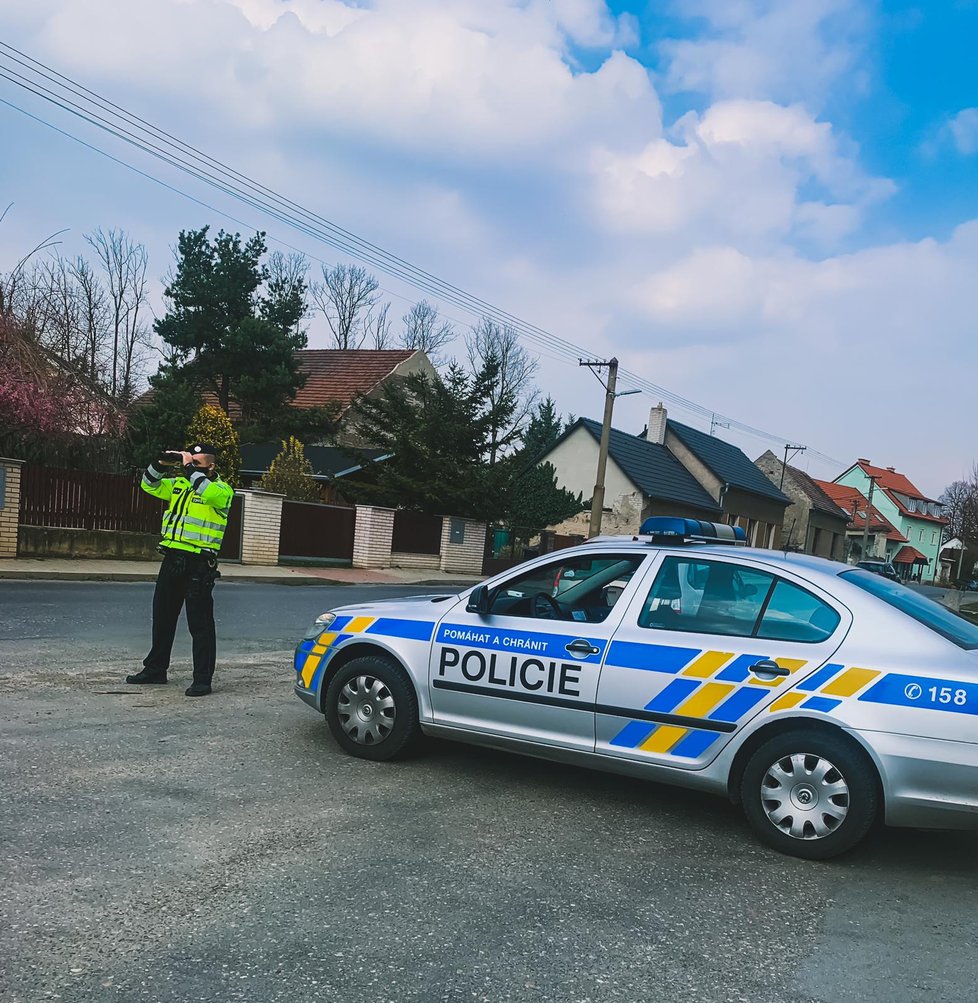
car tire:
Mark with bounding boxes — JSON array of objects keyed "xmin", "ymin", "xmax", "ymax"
[
  {"xmin": 324, "ymin": 656, "xmax": 420, "ymax": 762},
  {"xmin": 740, "ymin": 729, "xmax": 879, "ymax": 860}
]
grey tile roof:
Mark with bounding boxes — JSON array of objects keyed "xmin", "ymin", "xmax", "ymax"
[
  {"xmin": 577, "ymin": 418, "xmax": 722, "ymax": 513},
  {"xmin": 667, "ymin": 420, "xmax": 790, "ymax": 505},
  {"xmin": 240, "ymin": 443, "xmax": 388, "ymax": 479},
  {"xmin": 789, "ymin": 465, "xmax": 849, "ymax": 519}
]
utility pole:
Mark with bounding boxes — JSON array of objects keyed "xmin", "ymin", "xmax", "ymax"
[
  {"xmin": 779, "ymin": 443, "xmax": 806, "ymax": 493},
  {"xmin": 860, "ymin": 475, "xmax": 878, "ymax": 560},
  {"xmin": 581, "ymin": 358, "xmax": 617, "ymax": 538}
]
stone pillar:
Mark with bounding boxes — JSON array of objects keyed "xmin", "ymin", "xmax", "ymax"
[
  {"xmin": 352, "ymin": 505, "xmax": 395, "ymax": 569},
  {"xmin": 0, "ymin": 458, "xmax": 24, "ymax": 558},
  {"xmin": 237, "ymin": 489, "xmax": 284, "ymax": 566},
  {"xmin": 439, "ymin": 516, "xmax": 487, "ymax": 575}
]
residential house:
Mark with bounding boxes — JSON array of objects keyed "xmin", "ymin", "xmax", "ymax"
[
  {"xmin": 538, "ymin": 404, "xmax": 790, "ymax": 544},
  {"xmin": 811, "ymin": 480, "xmax": 908, "ymax": 567},
  {"xmin": 755, "ymin": 451, "xmax": 848, "ymax": 559},
  {"xmin": 136, "ymin": 348, "xmax": 436, "ymax": 446},
  {"xmin": 831, "ymin": 459, "xmax": 947, "ymax": 581},
  {"xmin": 286, "ymin": 349, "xmax": 436, "ymax": 446}
]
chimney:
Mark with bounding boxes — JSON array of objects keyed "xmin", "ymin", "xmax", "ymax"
[
  {"xmin": 857, "ymin": 458, "xmax": 870, "ymax": 465},
  {"xmin": 647, "ymin": 402, "xmax": 667, "ymax": 445},
  {"xmin": 886, "ymin": 466, "xmax": 895, "ymax": 473}
]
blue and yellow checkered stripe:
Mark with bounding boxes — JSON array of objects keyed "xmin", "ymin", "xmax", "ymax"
[
  {"xmin": 606, "ymin": 644, "xmax": 809, "ymax": 759},
  {"xmin": 294, "ymin": 616, "xmax": 435, "ymax": 692},
  {"xmin": 605, "ymin": 644, "xmax": 888, "ymax": 759}
]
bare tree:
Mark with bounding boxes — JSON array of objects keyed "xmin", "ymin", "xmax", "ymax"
[
  {"xmin": 310, "ymin": 263, "xmax": 380, "ymax": 349},
  {"xmin": 70, "ymin": 256, "xmax": 110, "ymax": 385},
  {"xmin": 465, "ymin": 317, "xmax": 539, "ymax": 464},
  {"xmin": 400, "ymin": 299, "xmax": 455, "ymax": 360},
  {"xmin": 266, "ymin": 251, "xmax": 310, "ymax": 336},
  {"xmin": 87, "ymin": 228, "xmax": 150, "ymax": 402},
  {"xmin": 38, "ymin": 254, "xmax": 84, "ymax": 366},
  {"xmin": 366, "ymin": 301, "xmax": 394, "ymax": 348}
]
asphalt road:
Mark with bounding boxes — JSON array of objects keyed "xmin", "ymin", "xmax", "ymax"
[{"xmin": 2, "ymin": 582, "xmax": 977, "ymax": 1003}]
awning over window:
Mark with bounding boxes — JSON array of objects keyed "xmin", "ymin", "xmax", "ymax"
[{"xmin": 893, "ymin": 545, "xmax": 929, "ymax": 565}]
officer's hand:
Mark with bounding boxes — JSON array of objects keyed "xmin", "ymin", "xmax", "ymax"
[{"xmin": 178, "ymin": 451, "xmax": 195, "ymax": 467}]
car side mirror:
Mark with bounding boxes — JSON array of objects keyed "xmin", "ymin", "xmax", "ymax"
[{"xmin": 466, "ymin": 584, "xmax": 490, "ymax": 615}]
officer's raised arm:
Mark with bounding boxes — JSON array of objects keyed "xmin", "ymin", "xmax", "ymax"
[{"xmin": 140, "ymin": 450, "xmax": 180, "ymax": 500}]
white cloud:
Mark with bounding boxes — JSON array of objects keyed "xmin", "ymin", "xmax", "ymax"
[
  {"xmin": 943, "ymin": 107, "xmax": 978, "ymax": 156},
  {"xmin": 591, "ymin": 100, "xmax": 893, "ymax": 251},
  {"xmin": 660, "ymin": 0, "xmax": 870, "ymax": 108}
]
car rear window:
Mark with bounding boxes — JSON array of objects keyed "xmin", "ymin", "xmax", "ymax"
[{"xmin": 841, "ymin": 570, "xmax": 978, "ymax": 650}]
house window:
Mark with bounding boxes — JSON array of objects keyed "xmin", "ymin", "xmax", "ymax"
[
  {"xmin": 919, "ymin": 529, "xmax": 924, "ymax": 542},
  {"xmin": 932, "ymin": 531, "xmax": 937, "ymax": 545}
]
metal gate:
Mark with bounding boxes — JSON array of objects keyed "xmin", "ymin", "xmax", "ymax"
[
  {"xmin": 391, "ymin": 510, "xmax": 442, "ymax": 555},
  {"xmin": 279, "ymin": 500, "xmax": 356, "ymax": 562}
]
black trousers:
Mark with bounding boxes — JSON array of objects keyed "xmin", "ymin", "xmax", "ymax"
[{"xmin": 143, "ymin": 549, "xmax": 221, "ymax": 682}]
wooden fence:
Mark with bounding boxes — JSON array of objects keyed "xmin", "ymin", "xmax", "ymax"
[
  {"xmin": 19, "ymin": 465, "xmax": 161, "ymax": 533},
  {"xmin": 391, "ymin": 510, "xmax": 443, "ymax": 555}
]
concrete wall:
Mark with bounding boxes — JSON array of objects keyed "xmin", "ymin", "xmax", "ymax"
[
  {"xmin": 0, "ymin": 458, "xmax": 23, "ymax": 558},
  {"xmin": 439, "ymin": 517, "xmax": 486, "ymax": 575},
  {"xmin": 17, "ymin": 526, "xmax": 159, "ymax": 559},
  {"xmin": 390, "ymin": 551, "xmax": 440, "ymax": 571},
  {"xmin": 238, "ymin": 489, "xmax": 284, "ymax": 566}
]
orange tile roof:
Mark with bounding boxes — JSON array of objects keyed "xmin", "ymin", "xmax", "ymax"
[
  {"xmin": 135, "ymin": 349, "xmax": 419, "ymax": 415},
  {"xmin": 813, "ymin": 480, "xmax": 908, "ymax": 542},
  {"xmin": 291, "ymin": 349, "xmax": 418, "ymax": 410},
  {"xmin": 851, "ymin": 460, "xmax": 946, "ymax": 525},
  {"xmin": 893, "ymin": 545, "xmax": 929, "ymax": 564}
]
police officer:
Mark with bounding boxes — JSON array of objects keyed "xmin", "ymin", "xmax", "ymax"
[{"xmin": 126, "ymin": 443, "xmax": 235, "ymax": 696}]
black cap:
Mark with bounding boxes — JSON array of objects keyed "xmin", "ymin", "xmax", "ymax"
[{"xmin": 187, "ymin": 442, "xmax": 219, "ymax": 457}]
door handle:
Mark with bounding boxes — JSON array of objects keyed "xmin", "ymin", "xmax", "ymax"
[
  {"xmin": 749, "ymin": 659, "xmax": 790, "ymax": 678},
  {"xmin": 565, "ymin": 639, "xmax": 601, "ymax": 656}
]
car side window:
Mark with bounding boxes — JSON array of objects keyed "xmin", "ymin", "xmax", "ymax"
[
  {"xmin": 757, "ymin": 580, "xmax": 839, "ymax": 642},
  {"xmin": 639, "ymin": 556, "xmax": 840, "ymax": 644},
  {"xmin": 638, "ymin": 557, "xmax": 773, "ymax": 637},
  {"xmin": 488, "ymin": 554, "xmax": 645, "ymax": 622}
]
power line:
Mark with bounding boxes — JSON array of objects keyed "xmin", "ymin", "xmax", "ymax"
[{"xmin": 0, "ymin": 43, "xmax": 844, "ymax": 468}]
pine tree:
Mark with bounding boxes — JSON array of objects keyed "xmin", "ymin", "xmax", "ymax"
[
  {"xmin": 186, "ymin": 404, "xmax": 242, "ymax": 488},
  {"xmin": 258, "ymin": 436, "xmax": 321, "ymax": 501}
]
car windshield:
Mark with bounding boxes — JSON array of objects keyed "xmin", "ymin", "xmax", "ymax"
[{"xmin": 841, "ymin": 570, "xmax": 978, "ymax": 650}]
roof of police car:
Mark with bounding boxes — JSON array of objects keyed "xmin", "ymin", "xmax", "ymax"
[{"xmin": 579, "ymin": 538, "xmax": 851, "ymax": 578}]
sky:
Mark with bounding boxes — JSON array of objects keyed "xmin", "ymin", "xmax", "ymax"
[{"xmin": 2, "ymin": 0, "xmax": 978, "ymax": 498}]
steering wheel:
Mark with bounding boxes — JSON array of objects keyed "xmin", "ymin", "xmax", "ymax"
[{"xmin": 532, "ymin": 592, "xmax": 563, "ymax": 620}]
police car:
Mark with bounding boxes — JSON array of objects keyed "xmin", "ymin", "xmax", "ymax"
[{"xmin": 293, "ymin": 517, "xmax": 978, "ymax": 859}]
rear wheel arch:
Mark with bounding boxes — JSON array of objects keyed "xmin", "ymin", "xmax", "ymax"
[{"xmin": 727, "ymin": 716, "xmax": 882, "ymax": 805}]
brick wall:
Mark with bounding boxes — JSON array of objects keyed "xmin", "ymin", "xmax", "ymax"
[
  {"xmin": 439, "ymin": 517, "xmax": 486, "ymax": 575},
  {"xmin": 238, "ymin": 489, "xmax": 284, "ymax": 566},
  {"xmin": 0, "ymin": 458, "xmax": 24, "ymax": 558},
  {"xmin": 352, "ymin": 506, "xmax": 395, "ymax": 569}
]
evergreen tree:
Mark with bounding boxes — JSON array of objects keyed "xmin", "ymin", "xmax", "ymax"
[
  {"xmin": 345, "ymin": 359, "xmax": 513, "ymax": 520},
  {"xmin": 127, "ymin": 364, "xmax": 199, "ymax": 470},
  {"xmin": 505, "ymin": 461, "xmax": 584, "ymax": 529},
  {"xmin": 154, "ymin": 227, "xmax": 308, "ymax": 423},
  {"xmin": 519, "ymin": 396, "xmax": 564, "ymax": 461},
  {"xmin": 258, "ymin": 437, "xmax": 321, "ymax": 501},
  {"xmin": 186, "ymin": 404, "xmax": 242, "ymax": 488}
]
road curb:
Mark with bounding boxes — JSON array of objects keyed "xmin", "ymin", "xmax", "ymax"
[{"xmin": 0, "ymin": 570, "xmax": 478, "ymax": 588}]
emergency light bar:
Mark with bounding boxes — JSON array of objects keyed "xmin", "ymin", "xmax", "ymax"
[{"xmin": 638, "ymin": 517, "xmax": 746, "ymax": 543}]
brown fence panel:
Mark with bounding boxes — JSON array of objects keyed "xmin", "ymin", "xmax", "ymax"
[
  {"xmin": 19, "ymin": 465, "xmax": 161, "ymax": 533},
  {"xmin": 481, "ymin": 526, "xmax": 586, "ymax": 577},
  {"xmin": 219, "ymin": 494, "xmax": 243, "ymax": 561},
  {"xmin": 279, "ymin": 500, "xmax": 356, "ymax": 561},
  {"xmin": 391, "ymin": 510, "xmax": 442, "ymax": 555}
]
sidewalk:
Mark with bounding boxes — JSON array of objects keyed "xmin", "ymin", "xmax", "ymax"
[{"xmin": 0, "ymin": 557, "xmax": 482, "ymax": 588}]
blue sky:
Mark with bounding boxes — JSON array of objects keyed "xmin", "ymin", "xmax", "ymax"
[{"xmin": 2, "ymin": 0, "xmax": 978, "ymax": 496}]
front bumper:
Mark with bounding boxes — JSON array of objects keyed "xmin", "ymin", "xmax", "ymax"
[
  {"xmin": 872, "ymin": 730, "xmax": 978, "ymax": 830},
  {"xmin": 294, "ymin": 682, "xmax": 319, "ymax": 710}
]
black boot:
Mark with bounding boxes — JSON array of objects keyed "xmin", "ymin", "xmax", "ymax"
[
  {"xmin": 185, "ymin": 681, "xmax": 212, "ymax": 697},
  {"xmin": 126, "ymin": 669, "xmax": 168, "ymax": 684}
]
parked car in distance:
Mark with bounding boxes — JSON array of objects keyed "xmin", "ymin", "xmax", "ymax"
[{"xmin": 856, "ymin": 559, "xmax": 901, "ymax": 581}]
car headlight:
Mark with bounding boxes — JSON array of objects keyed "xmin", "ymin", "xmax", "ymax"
[{"xmin": 303, "ymin": 612, "xmax": 336, "ymax": 640}]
